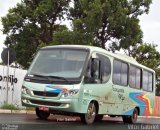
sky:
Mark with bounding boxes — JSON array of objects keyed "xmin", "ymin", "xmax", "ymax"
[
  {"xmin": 139, "ymin": 0, "xmax": 160, "ymax": 51},
  {"xmin": 0, "ymin": 0, "xmax": 160, "ymax": 61}
]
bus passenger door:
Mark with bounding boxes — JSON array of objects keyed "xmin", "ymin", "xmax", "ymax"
[{"xmin": 82, "ymin": 53, "xmax": 116, "ymax": 115}]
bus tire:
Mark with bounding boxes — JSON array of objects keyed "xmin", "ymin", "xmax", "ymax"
[
  {"xmin": 122, "ymin": 108, "xmax": 138, "ymax": 124},
  {"xmin": 81, "ymin": 102, "xmax": 96, "ymax": 124},
  {"xmin": 35, "ymin": 107, "xmax": 50, "ymax": 120}
]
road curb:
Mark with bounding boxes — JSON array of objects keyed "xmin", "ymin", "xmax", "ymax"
[
  {"xmin": 139, "ymin": 116, "xmax": 160, "ymax": 119},
  {"xmin": 104, "ymin": 115, "xmax": 160, "ymax": 119},
  {"xmin": 0, "ymin": 109, "xmax": 35, "ymax": 114}
]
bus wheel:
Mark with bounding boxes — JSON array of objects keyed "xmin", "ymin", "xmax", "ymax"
[
  {"xmin": 81, "ymin": 102, "xmax": 96, "ymax": 124},
  {"xmin": 35, "ymin": 107, "xmax": 50, "ymax": 120},
  {"xmin": 122, "ymin": 108, "xmax": 138, "ymax": 124}
]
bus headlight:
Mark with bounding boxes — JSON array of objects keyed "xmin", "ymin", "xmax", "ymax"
[
  {"xmin": 62, "ymin": 89, "xmax": 79, "ymax": 97},
  {"xmin": 21, "ymin": 86, "xmax": 30, "ymax": 95}
]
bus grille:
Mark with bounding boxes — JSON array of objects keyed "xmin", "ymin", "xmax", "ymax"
[
  {"xmin": 33, "ymin": 91, "xmax": 59, "ymax": 97},
  {"xmin": 30, "ymin": 100, "xmax": 61, "ymax": 106}
]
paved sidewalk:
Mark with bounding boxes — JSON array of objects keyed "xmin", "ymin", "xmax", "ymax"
[
  {"xmin": 104, "ymin": 115, "xmax": 160, "ymax": 119},
  {"xmin": 0, "ymin": 109, "xmax": 35, "ymax": 114},
  {"xmin": 139, "ymin": 116, "xmax": 160, "ymax": 119}
]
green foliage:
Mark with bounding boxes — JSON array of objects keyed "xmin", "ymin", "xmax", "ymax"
[
  {"xmin": 1, "ymin": 0, "xmax": 71, "ymax": 69},
  {"xmin": 53, "ymin": 30, "xmax": 95, "ymax": 46},
  {"xmin": 0, "ymin": 103, "xmax": 20, "ymax": 110},
  {"xmin": 131, "ymin": 43, "xmax": 160, "ymax": 69},
  {"xmin": 156, "ymin": 81, "xmax": 160, "ymax": 96},
  {"xmin": 26, "ymin": 107, "xmax": 35, "ymax": 111},
  {"xmin": 70, "ymin": 0, "xmax": 151, "ymax": 50},
  {"xmin": 130, "ymin": 43, "xmax": 160, "ymax": 96}
]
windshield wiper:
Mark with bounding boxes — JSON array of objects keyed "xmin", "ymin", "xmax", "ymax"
[
  {"xmin": 27, "ymin": 74, "xmax": 50, "ymax": 81},
  {"xmin": 28, "ymin": 74, "xmax": 71, "ymax": 84},
  {"xmin": 45, "ymin": 75, "xmax": 71, "ymax": 84}
]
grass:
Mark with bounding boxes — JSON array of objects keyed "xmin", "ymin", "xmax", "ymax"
[
  {"xmin": 0, "ymin": 103, "xmax": 20, "ymax": 110},
  {"xmin": 26, "ymin": 107, "xmax": 35, "ymax": 111},
  {"xmin": 0, "ymin": 103, "xmax": 35, "ymax": 111}
]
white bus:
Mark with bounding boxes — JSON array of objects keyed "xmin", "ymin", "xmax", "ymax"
[{"xmin": 21, "ymin": 45, "xmax": 155, "ymax": 124}]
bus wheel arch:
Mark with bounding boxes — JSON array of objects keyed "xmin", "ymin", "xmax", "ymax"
[
  {"xmin": 93, "ymin": 100, "xmax": 104, "ymax": 121},
  {"xmin": 122, "ymin": 107, "xmax": 138, "ymax": 124},
  {"xmin": 135, "ymin": 106, "xmax": 140, "ymax": 115},
  {"xmin": 93, "ymin": 100, "xmax": 99, "ymax": 114},
  {"xmin": 131, "ymin": 107, "xmax": 138, "ymax": 123}
]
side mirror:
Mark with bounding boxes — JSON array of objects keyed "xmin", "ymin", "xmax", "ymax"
[
  {"xmin": 91, "ymin": 58, "xmax": 100, "ymax": 82},
  {"xmin": 91, "ymin": 59, "xmax": 98, "ymax": 73},
  {"xmin": 84, "ymin": 58, "xmax": 100, "ymax": 83}
]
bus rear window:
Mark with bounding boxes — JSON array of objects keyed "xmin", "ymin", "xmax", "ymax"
[{"xmin": 142, "ymin": 70, "xmax": 153, "ymax": 92}]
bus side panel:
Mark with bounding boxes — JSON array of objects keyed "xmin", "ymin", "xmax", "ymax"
[{"xmin": 123, "ymin": 92, "xmax": 154, "ymax": 116}]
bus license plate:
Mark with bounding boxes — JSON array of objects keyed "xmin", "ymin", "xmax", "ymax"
[{"xmin": 39, "ymin": 106, "xmax": 49, "ymax": 111}]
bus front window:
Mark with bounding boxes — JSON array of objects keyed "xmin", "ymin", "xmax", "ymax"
[{"xmin": 27, "ymin": 49, "xmax": 88, "ymax": 79}]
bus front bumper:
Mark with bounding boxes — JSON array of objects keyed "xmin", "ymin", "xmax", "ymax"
[{"xmin": 21, "ymin": 94, "xmax": 81, "ymax": 113}]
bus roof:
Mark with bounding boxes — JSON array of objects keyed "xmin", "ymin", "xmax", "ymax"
[{"xmin": 42, "ymin": 45, "xmax": 155, "ymax": 73}]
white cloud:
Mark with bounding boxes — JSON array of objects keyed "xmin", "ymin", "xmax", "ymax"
[{"xmin": 139, "ymin": 0, "xmax": 160, "ymax": 51}]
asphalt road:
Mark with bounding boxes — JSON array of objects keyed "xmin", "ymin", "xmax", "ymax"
[{"xmin": 0, "ymin": 114, "xmax": 160, "ymax": 130}]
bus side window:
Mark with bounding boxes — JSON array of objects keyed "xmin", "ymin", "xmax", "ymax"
[
  {"xmin": 113, "ymin": 60, "xmax": 128, "ymax": 86},
  {"xmin": 129, "ymin": 65, "xmax": 141, "ymax": 89},
  {"xmin": 142, "ymin": 70, "xmax": 153, "ymax": 92}
]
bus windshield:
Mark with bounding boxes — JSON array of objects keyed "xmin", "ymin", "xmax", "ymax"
[{"xmin": 27, "ymin": 48, "xmax": 89, "ymax": 79}]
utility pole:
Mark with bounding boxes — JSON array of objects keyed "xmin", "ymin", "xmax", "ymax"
[
  {"xmin": 1, "ymin": 46, "xmax": 16, "ymax": 104},
  {"xmin": 6, "ymin": 45, "xmax": 10, "ymax": 103}
]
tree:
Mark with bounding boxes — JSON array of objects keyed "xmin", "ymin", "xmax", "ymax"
[
  {"xmin": 70, "ymin": 0, "xmax": 152, "ymax": 51},
  {"xmin": 131, "ymin": 43, "xmax": 160, "ymax": 96},
  {"xmin": 53, "ymin": 30, "xmax": 95, "ymax": 45},
  {"xmin": 1, "ymin": 0, "xmax": 70, "ymax": 68}
]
